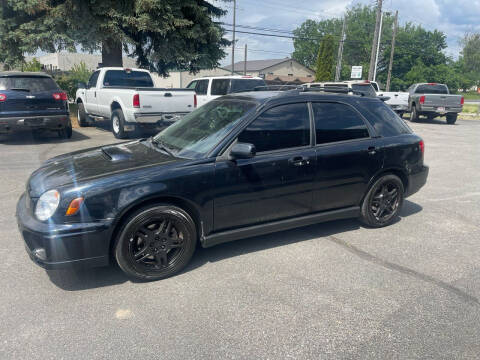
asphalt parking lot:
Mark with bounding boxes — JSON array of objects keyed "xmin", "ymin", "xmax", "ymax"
[{"xmin": 1, "ymin": 118, "xmax": 479, "ymax": 359}]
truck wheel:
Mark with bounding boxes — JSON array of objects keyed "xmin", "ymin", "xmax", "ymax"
[
  {"xmin": 112, "ymin": 109, "xmax": 127, "ymax": 139},
  {"xmin": 446, "ymin": 113, "xmax": 457, "ymax": 125},
  {"xmin": 410, "ymin": 106, "xmax": 419, "ymax": 122},
  {"xmin": 77, "ymin": 102, "xmax": 89, "ymax": 127},
  {"xmin": 58, "ymin": 119, "xmax": 73, "ymax": 139}
]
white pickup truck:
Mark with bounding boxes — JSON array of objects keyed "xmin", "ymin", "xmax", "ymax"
[
  {"xmin": 368, "ymin": 81, "xmax": 409, "ymax": 116},
  {"xmin": 75, "ymin": 67, "xmax": 196, "ymax": 138}
]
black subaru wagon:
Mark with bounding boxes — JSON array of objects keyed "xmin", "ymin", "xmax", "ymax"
[{"xmin": 16, "ymin": 89, "xmax": 428, "ymax": 280}]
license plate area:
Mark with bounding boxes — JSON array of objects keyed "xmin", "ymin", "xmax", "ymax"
[
  {"xmin": 437, "ymin": 107, "xmax": 446, "ymax": 113},
  {"xmin": 24, "ymin": 118, "xmax": 45, "ymax": 126}
]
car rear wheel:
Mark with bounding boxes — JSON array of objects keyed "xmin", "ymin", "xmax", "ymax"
[
  {"xmin": 360, "ymin": 174, "xmax": 404, "ymax": 228},
  {"xmin": 410, "ymin": 106, "xmax": 419, "ymax": 122},
  {"xmin": 114, "ymin": 205, "xmax": 197, "ymax": 281},
  {"xmin": 58, "ymin": 119, "xmax": 73, "ymax": 139},
  {"xmin": 446, "ymin": 113, "xmax": 457, "ymax": 124},
  {"xmin": 111, "ymin": 109, "xmax": 127, "ymax": 139},
  {"xmin": 77, "ymin": 102, "xmax": 89, "ymax": 127}
]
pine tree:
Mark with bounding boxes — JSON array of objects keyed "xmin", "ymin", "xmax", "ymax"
[{"xmin": 315, "ymin": 35, "xmax": 335, "ymax": 81}]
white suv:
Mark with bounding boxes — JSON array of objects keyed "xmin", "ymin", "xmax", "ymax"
[{"xmin": 186, "ymin": 75, "xmax": 265, "ymax": 107}]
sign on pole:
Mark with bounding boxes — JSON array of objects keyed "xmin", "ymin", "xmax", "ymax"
[{"xmin": 351, "ymin": 66, "xmax": 363, "ymax": 79}]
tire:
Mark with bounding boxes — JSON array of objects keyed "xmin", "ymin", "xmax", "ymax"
[
  {"xmin": 410, "ymin": 106, "xmax": 419, "ymax": 122},
  {"xmin": 426, "ymin": 114, "xmax": 435, "ymax": 121},
  {"xmin": 114, "ymin": 205, "xmax": 197, "ymax": 281},
  {"xmin": 58, "ymin": 119, "xmax": 73, "ymax": 139},
  {"xmin": 446, "ymin": 113, "xmax": 457, "ymax": 125},
  {"xmin": 77, "ymin": 102, "xmax": 89, "ymax": 127},
  {"xmin": 111, "ymin": 109, "xmax": 127, "ymax": 139},
  {"xmin": 360, "ymin": 174, "xmax": 404, "ymax": 228}
]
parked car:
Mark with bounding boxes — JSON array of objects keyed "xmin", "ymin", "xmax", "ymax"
[
  {"xmin": 407, "ymin": 83, "xmax": 464, "ymax": 124},
  {"xmin": 186, "ymin": 75, "xmax": 265, "ymax": 107},
  {"xmin": 303, "ymin": 81, "xmax": 378, "ymax": 98},
  {"xmin": 353, "ymin": 81, "xmax": 409, "ymax": 116},
  {"xmin": 75, "ymin": 67, "xmax": 196, "ymax": 138},
  {"xmin": 17, "ymin": 88, "xmax": 428, "ymax": 281},
  {"xmin": 0, "ymin": 72, "xmax": 72, "ymax": 139}
]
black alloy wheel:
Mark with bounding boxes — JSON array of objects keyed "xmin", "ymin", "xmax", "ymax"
[
  {"xmin": 115, "ymin": 205, "xmax": 197, "ymax": 280},
  {"xmin": 360, "ymin": 174, "xmax": 404, "ymax": 227}
]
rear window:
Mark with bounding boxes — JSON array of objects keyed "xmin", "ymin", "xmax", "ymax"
[
  {"xmin": 415, "ymin": 84, "xmax": 448, "ymax": 94},
  {"xmin": 362, "ymin": 100, "xmax": 411, "ymax": 137},
  {"xmin": 103, "ymin": 70, "xmax": 154, "ymax": 87},
  {"xmin": 0, "ymin": 76, "xmax": 59, "ymax": 92},
  {"xmin": 230, "ymin": 79, "xmax": 265, "ymax": 93},
  {"xmin": 352, "ymin": 84, "xmax": 377, "ymax": 98},
  {"xmin": 324, "ymin": 84, "xmax": 349, "ymax": 93}
]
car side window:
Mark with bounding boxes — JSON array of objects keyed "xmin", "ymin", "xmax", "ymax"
[
  {"xmin": 87, "ymin": 71, "xmax": 100, "ymax": 89},
  {"xmin": 211, "ymin": 79, "xmax": 230, "ymax": 96},
  {"xmin": 186, "ymin": 81, "xmax": 197, "ymax": 89},
  {"xmin": 238, "ymin": 103, "xmax": 310, "ymax": 153},
  {"xmin": 313, "ymin": 102, "xmax": 370, "ymax": 144},
  {"xmin": 195, "ymin": 79, "xmax": 209, "ymax": 95}
]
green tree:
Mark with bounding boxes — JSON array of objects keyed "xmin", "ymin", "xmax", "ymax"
[
  {"xmin": 314, "ymin": 35, "xmax": 335, "ymax": 81},
  {"xmin": 0, "ymin": 0, "xmax": 230, "ymax": 75},
  {"xmin": 55, "ymin": 62, "xmax": 93, "ymax": 100}
]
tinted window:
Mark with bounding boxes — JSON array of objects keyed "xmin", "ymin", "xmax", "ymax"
[
  {"xmin": 352, "ymin": 84, "xmax": 377, "ymax": 98},
  {"xmin": 362, "ymin": 101, "xmax": 411, "ymax": 137},
  {"xmin": 370, "ymin": 82, "xmax": 379, "ymax": 91},
  {"xmin": 211, "ymin": 79, "xmax": 230, "ymax": 96},
  {"xmin": 313, "ymin": 102, "xmax": 369, "ymax": 144},
  {"xmin": 87, "ymin": 71, "xmax": 100, "ymax": 88},
  {"xmin": 195, "ymin": 79, "xmax": 208, "ymax": 95},
  {"xmin": 238, "ymin": 103, "xmax": 310, "ymax": 152},
  {"xmin": 186, "ymin": 81, "xmax": 197, "ymax": 89},
  {"xmin": 103, "ymin": 70, "xmax": 154, "ymax": 87},
  {"xmin": 230, "ymin": 79, "xmax": 265, "ymax": 93},
  {"xmin": 324, "ymin": 84, "xmax": 349, "ymax": 93},
  {"xmin": 415, "ymin": 84, "xmax": 448, "ymax": 94},
  {"xmin": 0, "ymin": 76, "xmax": 58, "ymax": 92}
]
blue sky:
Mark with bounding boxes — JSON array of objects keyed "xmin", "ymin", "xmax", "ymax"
[{"xmin": 212, "ymin": 0, "xmax": 480, "ymax": 65}]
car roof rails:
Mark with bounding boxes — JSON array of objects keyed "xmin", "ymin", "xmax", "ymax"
[
  {"xmin": 253, "ymin": 85, "xmax": 302, "ymax": 91},
  {"xmin": 301, "ymin": 86, "xmax": 366, "ymax": 97}
]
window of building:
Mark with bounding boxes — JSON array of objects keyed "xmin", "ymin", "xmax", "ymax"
[
  {"xmin": 312, "ymin": 102, "xmax": 370, "ymax": 144},
  {"xmin": 238, "ymin": 103, "xmax": 310, "ymax": 152}
]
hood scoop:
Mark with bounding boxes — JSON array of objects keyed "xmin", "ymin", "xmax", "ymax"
[{"xmin": 101, "ymin": 144, "xmax": 134, "ymax": 162}]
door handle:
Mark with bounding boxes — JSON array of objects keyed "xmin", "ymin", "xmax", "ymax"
[
  {"xmin": 164, "ymin": 92, "xmax": 172, "ymax": 97},
  {"xmin": 289, "ymin": 156, "xmax": 310, "ymax": 166},
  {"xmin": 368, "ymin": 146, "xmax": 378, "ymax": 155},
  {"xmin": 94, "ymin": 91, "xmax": 97, "ymax": 97}
]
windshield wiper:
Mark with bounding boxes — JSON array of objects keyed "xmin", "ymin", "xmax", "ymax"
[
  {"xmin": 150, "ymin": 137, "xmax": 174, "ymax": 156},
  {"xmin": 10, "ymin": 88, "xmax": 31, "ymax": 92}
]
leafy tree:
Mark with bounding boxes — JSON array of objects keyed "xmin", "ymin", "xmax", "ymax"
[
  {"xmin": 461, "ymin": 33, "xmax": 480, "ymax": 74},
  {"xmin": 0, "ymin": 0, "xmax": 230, "ymax": 75},
  {"xmin": 55, "ymin": 62, "xmax": 93, "ymax": 99},
  {"xmin": 314, "ymin": 35, "xmax": 335, "ymax": 81},
  {"xmin": 22, "ymin": 58, "xmax": 43, "ymax": 72}
]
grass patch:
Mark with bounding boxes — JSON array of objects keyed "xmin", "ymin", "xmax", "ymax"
[
  {"xmin": 462, "ymin": 92, "xmax": 480, "ymax": 100},
  {"xmin": 462, "ymin": 104, "xmax": 479, "ymax": 114}
]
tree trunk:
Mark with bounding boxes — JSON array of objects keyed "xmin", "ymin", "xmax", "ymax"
[{"xmin": 101, "ymin": 38, "xmax": 123, "ymax": 67}]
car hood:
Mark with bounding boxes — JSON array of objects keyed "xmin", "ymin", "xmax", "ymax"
[{"xmin": 27, "ymin": 140, "xmax": 181, "ymax": 197}]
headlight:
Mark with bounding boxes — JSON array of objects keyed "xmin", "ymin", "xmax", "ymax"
[{"xmin": 35, "ymin": 190, "xmax": 60, "ymax": 221}]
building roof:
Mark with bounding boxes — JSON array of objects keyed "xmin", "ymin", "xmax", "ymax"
[{"xmin": 223, "ymin": 58, "xmax": 294, "ymax": 72}]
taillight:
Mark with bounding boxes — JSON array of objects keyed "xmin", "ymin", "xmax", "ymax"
[
  {"xmin": 52, "ymin": 92, "xmax": 68, "ymax": 100},
  {"xmin": 419, "ymin": 95, "xmax": 425, "ymax": 105},
  {"xmin": 194, "ymin": 94, "xmax": 197, "ymax": 108},
  {"xmin": 419, "ymin": 140, "xmax": 425, "ymax": 155},
  {"xmin": 133, "ymin": 94, "xmax": 140, "ymax": 108},
  {"xmin": 0, "ymin": 94, "xmax": 6, "ymax": 102},
  {"xmin": 461, "ymin": 97, "xmax": 464, "ymax": 106}
]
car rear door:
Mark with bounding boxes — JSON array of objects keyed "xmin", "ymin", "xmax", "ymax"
[
  {"xmin": 311, "ymin": 102, "xmax": 384, "ymax": 212},
  {"xmin": 213, "ymin": 102, "xmax": 316, "ymax": 231}
]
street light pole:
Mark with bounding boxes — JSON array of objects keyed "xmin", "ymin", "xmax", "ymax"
[{"xmin": 231, "ymin": 0, "xmax": 236, "ymax": 75}]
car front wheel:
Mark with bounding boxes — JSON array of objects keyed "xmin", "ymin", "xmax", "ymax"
[
  {"xmin": 360, "ymin": 174, "xmax": 404, "ymax": 228},
  {"xmin": 114, "ymin": 205, "xmax": 197, "ymax": 281}
]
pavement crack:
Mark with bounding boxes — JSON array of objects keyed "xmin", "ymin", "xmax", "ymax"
[{"xmin": 327, "ymin": 235, "xmax": 479, "ymax": 306}]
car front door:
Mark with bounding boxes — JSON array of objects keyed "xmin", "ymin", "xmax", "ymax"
[
  {"xmin": 85, "ymin": 70, "xmax": 100, "ymax": 115},
  {"xmin": 311, "ymin": 102, "xmax": 384, "ymax": 212},
  {"xmin": 213, "ymin": 102, "xmax": 316, "ymax": 231}
]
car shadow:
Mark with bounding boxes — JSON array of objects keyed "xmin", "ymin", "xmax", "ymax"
[
  {"xmin": 45, "ymin": 200, "xmax": 423, "ymax": 291},
  {"xmin": 0, "ymin": 129, "xmax": 90, "ymax": 145},
  {"xmin": 88, "ymin": 119, "xmax": 158, "ymax": 139}
]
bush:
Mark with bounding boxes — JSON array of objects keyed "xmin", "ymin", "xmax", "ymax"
[{"xmin": 54, "ymin": 62, "xmax": 92, "ymax": 101}]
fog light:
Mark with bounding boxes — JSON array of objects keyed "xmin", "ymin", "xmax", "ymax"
[{"xmin": 33, "ymin": 248, "xmax": 47, "ymax": 261}]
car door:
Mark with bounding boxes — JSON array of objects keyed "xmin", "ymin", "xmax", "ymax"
[
  {"xmin": 311, "ymin": 102, "xmax": 384, "ymax": 212},
  {"xmin": 213, "ymin": 102, "xmax": 316, "ymax": 231},
  {"xmin": 85, "ymin": 70, "xmax": 100, "ymax": 115},
  {"xmin": 195, "ymin": 79, "xmax": 210, "ymax": 107}
]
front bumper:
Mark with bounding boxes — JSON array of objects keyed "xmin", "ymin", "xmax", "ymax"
[
  {"xmin": 16, "ymin": 193, "xmax": 112, "ymax": 270},
  {"xmin": 406, "ymin": 165, "xmax": 429, "ymax": 197},
  {"xmin": 0, "ymin": 114, "xmax": 70, "ymax": 133}
]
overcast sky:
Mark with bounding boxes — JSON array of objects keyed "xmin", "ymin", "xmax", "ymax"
[{"xmin": 213, "ymin": 0, "xmax": 480, "ymax": 65}]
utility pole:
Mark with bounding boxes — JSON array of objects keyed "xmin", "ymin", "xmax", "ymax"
[
  {"xmin": 231, "ymin": 0, "xmax": 236, "ymax": 75},
  {"xmin": 368, "ymin": 0, "xmax": 383, "ymax": 80},
  {"xmin": 373, "ymin": 10, "xmax": 384, "ymax": 82},
  {"xmin": 386, "ymin": 10, "xmax": 398, "ymax": 91},
  {"xmin": 244, "ymin": 43, "xmax": 247, "ymax": 75},
  {"xmin": 335, "ymin": 15, "xmax": 347, "ymax": 82}
]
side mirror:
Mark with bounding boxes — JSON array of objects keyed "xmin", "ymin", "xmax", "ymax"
[
  {"xmin": 77, "ymin": 82, "xmax": 87, "ymax": 89},
  {"xmin": 230, "ymin": 143, "xmax": 256, "ymax": 160}
]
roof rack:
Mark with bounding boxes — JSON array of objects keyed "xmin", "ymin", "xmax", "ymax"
[
  {"xmin": 301, "ymin": 86, "xmax": 367, "ymax": 96},
  {"xmin": 253, "ymin": 85, "xmax": 302, "ymax": 91}
]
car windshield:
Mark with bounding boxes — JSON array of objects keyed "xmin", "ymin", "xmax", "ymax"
[
  {"xmin": 0, "ymin": 76, "xmax": 58, "ymax": 92},
  {"xmin": 153, "ymin": 99, "xmax": 257, "ymax": 159}
]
